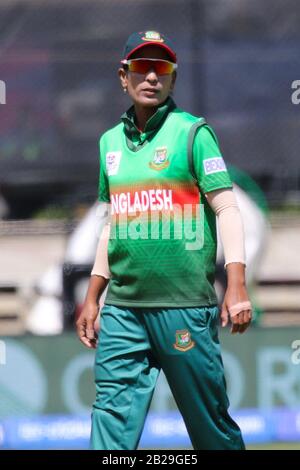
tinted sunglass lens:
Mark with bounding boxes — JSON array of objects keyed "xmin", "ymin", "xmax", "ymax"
[{"xmin": 128, "ymin": 60, "xmax": 174, "ymax": 75}]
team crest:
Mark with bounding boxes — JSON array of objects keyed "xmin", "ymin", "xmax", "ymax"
[
  {"xmin": 149, "ymin": 147, "xmax": 170, "ymax": 171},
  {"xmin": 173, "ymin": 329, "xmax": 195, "ymax": 352},
  {"xmin": 142, "ymin": 31, "xmax": 164, "ymax": 43}
]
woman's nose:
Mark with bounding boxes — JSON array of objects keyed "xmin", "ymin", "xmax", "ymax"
[{"xmin": 145, "ymin": 68, "xmax": 158, "ymax": 82}]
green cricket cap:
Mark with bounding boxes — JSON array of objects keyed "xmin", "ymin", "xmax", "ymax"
[{"xmin": 122, "ymin": 31, "xmax": 177, "ymax": 63}]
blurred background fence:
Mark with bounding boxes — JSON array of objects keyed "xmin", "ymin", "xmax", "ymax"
[{"xmin": 0, "ymin": 0, "xmax": 300, "ymax": 218}]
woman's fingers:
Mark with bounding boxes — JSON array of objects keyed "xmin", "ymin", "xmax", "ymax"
[
  {"xmin": 76, "ymin": 317, "xmax": 98, "ymax": 349},
  {"xmin": 230, "ymin": 310, "xmax": 252, "ymax": 334},
  {"xmin": 220, "ymin": 304, "xmax": 229, "ymax": 327}
]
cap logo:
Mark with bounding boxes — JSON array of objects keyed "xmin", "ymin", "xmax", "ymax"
[{"xmin": 142, "ymin": 31, "xmax": 164, "ymax": 43}]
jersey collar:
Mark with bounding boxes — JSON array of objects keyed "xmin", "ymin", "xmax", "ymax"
[{"xmin": 121, "ymin": 97, "xmax": 176, "ymax": 151}]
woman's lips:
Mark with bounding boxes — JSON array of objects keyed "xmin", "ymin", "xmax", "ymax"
[{"xmin": 142, "ymin": 88, "xmax": 159, "ymax": 95}]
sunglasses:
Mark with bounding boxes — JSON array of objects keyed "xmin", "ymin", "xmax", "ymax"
[{"xmin": 122, "ymin": 58, "xmax": 177, "ymax": 75}]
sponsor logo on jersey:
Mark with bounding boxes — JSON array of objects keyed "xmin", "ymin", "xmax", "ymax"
[
  {"xmin": 173, "ymin": 329, "xmax": 195, "ymax": 352},
  {"xmin": 203, "ymin": 157, "xmax": 226, "ymax": 175},
  {"xmin": 111, "ymin": 189, "xmax": 173, "ymax": 215},
  {"xmin": 106, "ymin": 151, "xmax": 122, "ymax": 176},
  {"xmin": 149, "ymin": 147, "xmax": 170, "ymax": 171},
  {"xmin": 142, "ymin": 31, "xmax": 164, "ymax": 42}
]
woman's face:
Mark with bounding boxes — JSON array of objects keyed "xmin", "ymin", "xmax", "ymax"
[{"xmin": 119, "ymin": 46, "xmax": 177, "ymax": 108}]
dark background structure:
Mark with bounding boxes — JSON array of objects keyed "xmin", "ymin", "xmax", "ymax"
[{"xmin": 0, "ymin": 0, "xmax": 299, "ymax": 217}]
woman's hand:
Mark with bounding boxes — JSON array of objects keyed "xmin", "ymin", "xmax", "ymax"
[
  {"xmin": 221, "ymin": 263, "xmax": 252, "ymax": 334},
  {"xmin": 76, "ymin": 300, "xmax": 99, "ymax": 349},
  {"xmin": 221, "ymin": 284, "xmax": 252, "ymax": 334},
  {"xmin": 76, "ymin": 274, "xmax": 108, "ymax": 348}
]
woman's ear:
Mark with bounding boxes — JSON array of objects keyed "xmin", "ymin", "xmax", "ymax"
[
  {"xmin": 118, "ymin": 67, "xmax": 128, "ymax": 93},
  {"xmin": 170, "ymin": 71, "xmax": 177, "ymax": 91}
]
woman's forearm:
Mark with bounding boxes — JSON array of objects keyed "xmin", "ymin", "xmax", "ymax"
[
  {"xmin": 85, "ymin": 274, "xmax": 109, "ymax": 304},
  {"xmin": 91, "ymin": 223, "xmax": 111, "ymax": 278},
  {"xmin": 205, "ymin": 188, "xmax": 246, "ymax": 267},
  {"xmin": 225, "ymin": 262, "xmax": 246, "ymax": 288}
]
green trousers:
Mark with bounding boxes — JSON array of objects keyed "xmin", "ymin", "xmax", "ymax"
[{"xmin": 90, "ymin": 304, "xmax": 245, "ymax": 450}]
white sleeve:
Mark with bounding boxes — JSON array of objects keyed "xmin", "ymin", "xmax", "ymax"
[
  {"xmin": 91, "ymin": 223, "xmax": 111, "ymax": 279},
  {"xmin": 205, "ymin": 188, "xmax": 246, "ymax": 267}
]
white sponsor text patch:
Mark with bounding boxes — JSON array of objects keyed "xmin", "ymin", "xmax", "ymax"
[{"xmin": 203, "ymin": 157, "xmax": 226, "ymax": 175}]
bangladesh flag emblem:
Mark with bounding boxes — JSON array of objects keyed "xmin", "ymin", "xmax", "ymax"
[
  {"xmin": 149, "ymin": 147, "xmax": 170, "ymax": 171},
  {"xmin": 173, "ymin": 329, "xmax": 195, "ymax": 352}
]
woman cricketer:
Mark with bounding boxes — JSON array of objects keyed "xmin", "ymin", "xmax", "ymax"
[{"xmin": 76, "ymin": 31, "xmax": 252, "ymax": 450}]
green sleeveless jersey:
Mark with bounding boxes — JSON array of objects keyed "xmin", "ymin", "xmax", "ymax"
[{"xmin": 98, "ymin": 100, "xmax": 232, "ymax": 307}]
